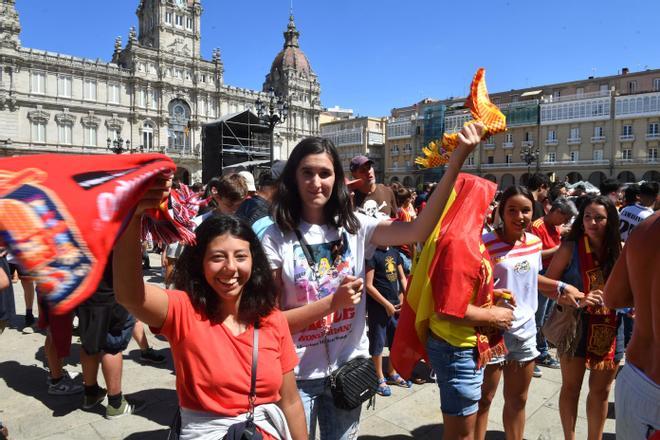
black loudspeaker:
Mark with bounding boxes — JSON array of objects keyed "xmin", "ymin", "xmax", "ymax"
[{"xmin": 202, "ymin": 124, "xmax": 222, "ymax": 183}]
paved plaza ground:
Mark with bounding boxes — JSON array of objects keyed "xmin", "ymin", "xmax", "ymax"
[{"xmin": 0, "ymin": 254, "xmax": 617, "ymax": 439}]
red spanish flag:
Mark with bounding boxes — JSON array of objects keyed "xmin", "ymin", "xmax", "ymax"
[{"xmin": 391, "ymin": 173, "xmax": 497, "ymax": 378}]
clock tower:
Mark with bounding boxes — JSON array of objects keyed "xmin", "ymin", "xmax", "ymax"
[{"xmin": 136, "ymin": 0, "xmax": 201, "ymax": 58}]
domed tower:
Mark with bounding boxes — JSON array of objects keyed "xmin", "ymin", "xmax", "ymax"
[{"xmin": 264, "ymin": 14, "xmax": 321, "ymax": 157}]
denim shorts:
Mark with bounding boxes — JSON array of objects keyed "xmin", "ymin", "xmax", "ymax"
[
  {"xmin": 426, "ymin": 335, "xmax": 484, "ymax": 417},
  {"xmin": 488, "ymin": 331, "xmax": 540, "ymax": 365}
]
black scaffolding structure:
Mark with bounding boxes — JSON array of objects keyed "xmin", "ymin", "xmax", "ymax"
[{"xmin": 201, "ymin": 110, "xmax": 271, "ymax": 182}]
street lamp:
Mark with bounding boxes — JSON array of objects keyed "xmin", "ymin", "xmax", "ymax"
[
  {"xmin": 520, "ymin": 144, "xmax": 540, "ymax": 178},
  {"xmin": 106, "ymin": 136, "xmax": 130, "ymax": 155},
  {"xmin": 255, "ymin": 87, "xmax": 288, "ymax": 165}
]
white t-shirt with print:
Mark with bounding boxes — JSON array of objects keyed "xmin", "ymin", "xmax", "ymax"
[
  {"xmin": 261, "ymin": 213, "xmax": 380, "ymax": 380},
  {"xmin": 483, "ymin": 231, "xmax": 543, "ymax": 341},
  {"xmin": 619, "ymin": 203, "xmax": 653, "ymax": 241}
]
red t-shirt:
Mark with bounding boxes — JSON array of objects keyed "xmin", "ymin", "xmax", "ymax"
[
  {"xmin": 154, "ymin": 290, "xmax": 298, "ymax": 417},
  {"xmin": 530, "ymin": 218, "xmax": 561, "ymax": 269}
]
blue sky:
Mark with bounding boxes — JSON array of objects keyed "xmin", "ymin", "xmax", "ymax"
[{"xmin": 17, "ymin": 0, "xmax": 660, "ymax": 116}]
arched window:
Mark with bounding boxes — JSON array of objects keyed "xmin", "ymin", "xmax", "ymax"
[{"xmin": 168, "ymin": 99, "xmax": 191, "ymax": 152}]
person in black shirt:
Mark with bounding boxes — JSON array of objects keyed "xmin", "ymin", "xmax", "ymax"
[
  {"xmin": 365, "ymin": 246, "xmax": 410, "ymax": 396},
  {"xmin": 526, "ymin": 173, "xmax": 550, "ymax": 220}
]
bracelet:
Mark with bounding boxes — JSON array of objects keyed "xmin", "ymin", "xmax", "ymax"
[{"xmin": 556, "ymin": 281, "xmax": 567, "ymax": 299}]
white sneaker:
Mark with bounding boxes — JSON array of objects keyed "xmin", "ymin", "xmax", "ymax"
[{"xmin": 48, "ymin": 375, "xmax": 83, "ymax": 395}]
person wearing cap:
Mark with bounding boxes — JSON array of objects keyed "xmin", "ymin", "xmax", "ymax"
[
  {"xmin": 238, "ymin": 170, "xmax": 257, "ymax": 197},
  {"xmin": 236, "ymin": 163, "xmax": 286, "ymax": 239},
  {"xmin": 350, "ymin": 155, "xmax": 397, "ymax": 218}
]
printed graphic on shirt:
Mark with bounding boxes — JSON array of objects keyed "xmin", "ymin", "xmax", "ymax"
[
  {"xmin": 292, "ymin": 231, "xmax": 356, "ymax": 349},
  {"xmin": 385, "ymin": 255, "xmax": 398, "ymax": 282},
  {"xmin": 514, "ymin": 260, "xmax": 530, "ymax": 275}
]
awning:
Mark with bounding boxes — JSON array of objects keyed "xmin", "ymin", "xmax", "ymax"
[
  {"xmin": 521, "ymin": 90, "xmax": 543, "ymax": 97},
  {"xmin": 222, "ymin": 159, "xmax": 271, "ymax": 169}
]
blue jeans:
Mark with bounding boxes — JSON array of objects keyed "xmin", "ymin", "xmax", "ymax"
[
  {"xmin": 426, "ymin": 336, "xmax": 484, "ymax": 417},
  {"xmin": 297, "ymin": 377, "xmax": 361, "ymax": 440},
  {"xmin": 535, "ymin": 292, "xmax": 555, "ymax": 358}
]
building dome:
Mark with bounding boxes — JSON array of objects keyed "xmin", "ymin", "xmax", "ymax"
[{"xmin": 269, "ymin": 15, "xmax": 311, "ymax": 76}]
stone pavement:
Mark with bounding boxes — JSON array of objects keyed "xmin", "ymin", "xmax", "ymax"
[{"xmin": 0, "ymin": 254, "xmax": 616, "ymax": 439}]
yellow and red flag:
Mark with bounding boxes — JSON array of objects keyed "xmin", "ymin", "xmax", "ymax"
[
  {"xmin": 391, "ymin": 173, "xmax": 499, "ymax": 378},
  {"xmin": 416, "ymin": 68, "xmax": 506, "ymax": 169}
]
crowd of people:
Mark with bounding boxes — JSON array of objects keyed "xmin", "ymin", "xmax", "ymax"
[{"xmin": 0, "ymin": 125, "xmax": 659, "ymax": 440}]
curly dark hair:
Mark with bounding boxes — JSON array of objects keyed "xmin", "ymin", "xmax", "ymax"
[
  {"xmin": 566, "ymin": 194, "xmax": 621, "ymax": 278},
  {"xmin": 497, "ymin": 185, "xmax": 535, "ymax": 221},
  {"xmin": 272, "ymin": 136, "xmax": 360, "ymax": 234},
  {"xmin": 172, "ymin": 215, "xmax": 277, "ymax": 324}
]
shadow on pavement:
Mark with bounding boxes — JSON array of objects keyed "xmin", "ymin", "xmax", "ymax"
[
  {"xmin": 35, "ymin": 342, "xmax": 82, "ymax": 370},
  {"xmin": 0, "ymin": 360, "xmax": 82, "ymax": 417},
  {"xmin": 359, "ymin": 425, "xmax": 506, "ymax": 440},
  {"xmin": 129, "ymin": 387, "xmax": 178, "ymax": 427},
  {"xmin": 124, "ymin": 428, "xmax": 170, "ymax": 440},
  {"xmin": 125, "ymin": 348, "xmax": 174, "ymax": 372}
]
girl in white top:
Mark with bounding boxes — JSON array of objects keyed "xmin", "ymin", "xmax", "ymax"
[
  {"xmin": 477, "ymin": 185, "xmax": 584, "ymax": 440},
  {"xmin": 262, "ymin": 127, "xmax": 484, "ymax": 440}
]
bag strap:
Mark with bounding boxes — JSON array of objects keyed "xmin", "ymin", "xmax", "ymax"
[
  {"xmin": 248, "ymin": 322, "xmax": 259, "ymax": 419},
  {"xmin": 294, "ymin": 229, "xmax": 317, "ymax": 278}
]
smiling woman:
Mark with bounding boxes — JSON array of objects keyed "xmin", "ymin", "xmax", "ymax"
[{"xmin": 112, "ymin": 207, "xmax": 308, "ymax": 440}]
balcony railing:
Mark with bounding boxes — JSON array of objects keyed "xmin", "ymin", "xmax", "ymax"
[
  {"xmin": 615, "ymin": 157, "xmax": 659, "ymax": 165},
  {"xmin": 521, "ymin": 140, "xmax": 534, "ymax": 148},
  {"xmin": 615, "ymin": 91, "xmax": 660, "ymax": 119},
  {"xmin": 567, "ymin": 137, "xmax": 582, "ymax": 145},
  {"xmin": 619, "ymin": 134, "xmax": 635, "ymax": 142},
  {"xmin": 502, "ymin": 141, "xmax": 514, "ymax": 149},
  {"xmin": 390, "ymin": 150, "xmax": 399, "ymax": 156},
  {"xmin": 481, "ymin": 161, "xmax": 527, "ymax": 169},
  {"xmin": 545, "ymin": 139, "xmax": 558, "ymax": 146},
  {"xmin": 542, "ymin": 89, "xmax": 610, "ymax": 103},
  {"xmin": 646, "ymin": 133, "xmax": 660, "ymax": 140},
  {"xmin": 483, "ymin": 142, "xmax": 495, "ymax": 149},
  {"xmin": 540, "ymin": 159, "xmax": 610, "ymax": 167},
  {"xmin": 590, "ymin": 136, "xmax": 606, "ymax": 143}
]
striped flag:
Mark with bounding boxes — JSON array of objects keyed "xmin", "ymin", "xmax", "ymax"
[{"xmin": 391, "ymin": 173, "xmax": 498, "ymax": 378}]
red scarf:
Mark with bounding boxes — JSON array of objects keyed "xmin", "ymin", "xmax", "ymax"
[
  {"xmin": 578, "ymin": 236, "xmax": 618, "ymax": 370},
  {"xmin": 0, "ymin": 153, "xmax": 189, "ymax": 314}
]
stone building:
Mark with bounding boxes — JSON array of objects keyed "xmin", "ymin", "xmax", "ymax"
[
  {"xmin": 0, "ymin": 0, "xmax": 322, "ymax": 182},
  {"xmin": 385, "ymin": 68, "xmax": 660, "ymax": 187}
]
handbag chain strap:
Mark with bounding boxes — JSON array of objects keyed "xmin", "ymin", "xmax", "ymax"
[{"xmin": 247, "ymin": 323, "xmax": 259, "ymax": 421}]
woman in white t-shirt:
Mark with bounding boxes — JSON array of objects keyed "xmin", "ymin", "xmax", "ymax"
[
  {"xmin": 262, "ymin": 127, "xmax": 484, "ymax": 440},
  {"xmin": 477, "ymin": 186, "xmax": 584, "ymax": 440}
]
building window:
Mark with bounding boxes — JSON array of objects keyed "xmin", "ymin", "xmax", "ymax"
[
  {"xmin": 186, "ymin": 17, "xmax": 193, "ymax": 29},
  {"xmin": 569, "ymin": 127, "xmax": 580, "ymax": 140},
  {"xmin": 654, "ymin": 78, "xmax": 660, "ymax": 92},
  {"xmin": 623, "ymin": 125, "xmax": 633, "ymax": 136},
  {"xmin": 84, "ymin": 79, "xmax": 97, "ymax": 101},
  {"xmin": 594, "ymin": 149, "xmax": 603, "ymax": 161},
  {"xmin": 576, "ymin": 87, "xmax": 584, "ymax": 97},
  {"xmin": 149, "ymin": 90, "xmax": 159, "ymax": 109},
  {"xmin": 142, "ymin": 122, "xmax": 154, "ymax": 151},
  {"xmin": 58, "ymin": 75, "xmax": 72, "ymax": 98},
  {"xmin": 600, "ymin": 84, "xmax": 609, "ymax": 94},
  {"xmin": 547, "ymin": 129, "xmax": 557, "ymax": 141},
  {"xmin": 622, "ymin": 149, "xmax": 632, "ymax": 160},
  {"xmin": 487, "ymin": 156, "xmax": 494, "ymax": 164},
  {"xmin": 648, "ymin": 148, "xmax": 658, "ymax": 161},
  {"xmin": 547, "ymin": 152, "xmax": 556, "ymax": 163},
  {"xmin": 628, "ymin": 81, "xmax": 637, "ymax": 94},
  {"xmin": 505, "ymin": 154, "xmax": 512, "ymax": 164},
  {"xmin": 505, "ymin": 133, "xmax": 513, "ymax": 143},
  {"xmin": 466, "ymin": 155, "xmax": 475, "ymax": 166},
  {"xmin": 85, "ymin": 126, "xmax": 97, "ymax": 146},
  {"xmin": 175, "ymin": 15, "xmax": 183, "ymax": 27},
  {"xmin": 58, "ymin": 124, "xmax": 72, "ymax": 145},
  {"xmin": 570, "ymin": 151, "xmax": 579, "ymax": 162},
  {"xmin": 165, "ymin": 11, "xmax": 172, "ymax": 24},
  {"xmin": 594, "ymin": 126, "xmax": 604, "ymax": 137},
  {"xmin": 138, "ymin": 88, "xmax": 146, "ymax": 108},
  {"xmin": 108, "ymin": 128, "xmax": 120, "ymax": 142},
  {"xmin": 648, "ymin": 122, "xmax": 659, "ymax": 135},
  {"xmin": 31, "ymin": 71, "xmax": 46, "ymax": 94},
  {"xmin": 31, "ymin": 121, "xmax": 46, "ymax": 143},
  {"xmin": 108, "ymin": 83, "xmax": 120, "ymax": 104}
]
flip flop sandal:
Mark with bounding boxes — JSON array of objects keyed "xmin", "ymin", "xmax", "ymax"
[
  {"xmin": 376, "ymin": 378, "xmax": 392, "ymax": 396},
  {"xmin": 387, "ymin": 374, "xmax": 412, "ymax": 388}
]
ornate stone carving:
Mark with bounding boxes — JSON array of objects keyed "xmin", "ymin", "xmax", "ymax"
[
  {"xmin": 27, "ymin": 106, "xmax": 50, "ymax": 123},
  {"xmin": 81, "ymin": 111, "xmax": 101, "ymax": 128},
  {"xmin": 55, "ymin": 109, "xmax": 76, "ymax": 125},
  {"xmin": 105, "ymin": 114, "xmax": 124, "ymax": 131}
]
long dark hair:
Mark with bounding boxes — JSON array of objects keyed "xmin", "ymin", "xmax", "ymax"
[
  {"xmin": 566, "ymin": 194, "xmax": 621, "ymax": 278},
  {"xmin": 172, "ymin": 215, "xmax": 277, "ymax": 324},
  {"xmin": 272, "ymin": 137, "xmax": 359, "ymax": 234}
]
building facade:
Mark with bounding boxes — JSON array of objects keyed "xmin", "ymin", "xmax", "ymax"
[
  {"xmin": 320, "ymin": 116, "xmax": 386, "ymax": 181},
  {"xmin": 0, "ymin": 0, "xmax": 321, "ymax": 183},
  {"xmin": 385, "ymin": 68, "xmax": 660, "ymax": 187}
]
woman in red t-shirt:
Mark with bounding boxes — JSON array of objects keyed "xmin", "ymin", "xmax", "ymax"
[{"xmin": 113, "ymin": 192, "xmax": 308, "ymax": 440}]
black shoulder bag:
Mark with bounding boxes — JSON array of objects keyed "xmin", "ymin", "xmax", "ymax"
[
  {"xmin": 294, "ymin": 230, "xmax": 378, "ymax": 410},
  {"xmin": 224, "ymin": 323, "xmax": 263, "ymax": 440}
]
